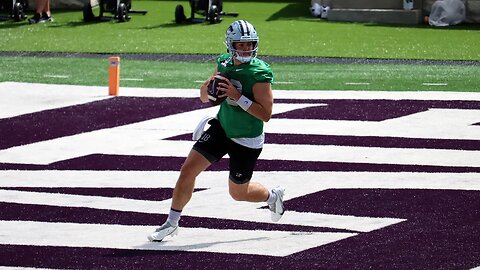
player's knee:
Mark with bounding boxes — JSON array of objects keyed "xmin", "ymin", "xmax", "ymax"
[
  {"xmin": 176, "ymin": 169, "xmax": 197, "ymax": 190},
  {"xmin": 178, "ymin": 162, "xmax": 199, "ymax": 181},
  {"xmin": 178, "ymin": 169, "xmax": 192, "ymax": 182}
]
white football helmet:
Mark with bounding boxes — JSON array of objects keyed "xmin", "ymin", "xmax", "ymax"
[{"xmin": 225, "ymin": 20, "xmax": 259, "ymax": 63}]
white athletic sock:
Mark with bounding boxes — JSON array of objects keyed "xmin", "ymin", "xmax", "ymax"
[
  {"xmin": 266, "ymin": 189, "xmax": 277, "ymax": 205},
  {"xmin": 167, "ymin": 208, "xmax": 182, "ymax": 226}
]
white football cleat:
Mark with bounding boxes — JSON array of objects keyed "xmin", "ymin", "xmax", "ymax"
[
  {"xmin": 148, "ymin": 221, "xmax": 179, "ymax": 242},
  {"xmin": 268, "ymin": 186, "xmax": 285, "ymax": 222}
]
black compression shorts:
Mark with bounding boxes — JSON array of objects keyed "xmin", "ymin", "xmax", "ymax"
[{"xmin": 192, "ymin": 119, "xmax": 262, "ymax": 184}]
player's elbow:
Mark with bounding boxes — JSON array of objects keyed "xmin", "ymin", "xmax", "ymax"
[{"xmin": 262, "ymin": 113, "xmax": 272, "ymax": 122}]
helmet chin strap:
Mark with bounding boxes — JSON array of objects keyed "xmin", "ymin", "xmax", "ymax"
[
  {"xmin": 233, "ymin": 49, "xmax": 256, "ymax": 63},
  {"xmin": 235, "ymin": 55, "xmax": 252, "ymax": 63}
]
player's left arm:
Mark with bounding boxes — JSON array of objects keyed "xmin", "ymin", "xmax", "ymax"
[{"xmin": 247, "ymin": 82, "xmax": 273, "ymax": 122}]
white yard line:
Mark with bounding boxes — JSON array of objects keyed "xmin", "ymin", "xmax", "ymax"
[
  {"xmin": 0, "ymin": 220, "xmax": 356, "ymax": 257},
  {"xmin": 345, "ymin": 82, "xmax": 370, "ymax": 85},
  {"xmin": 422, "ymin": 82, "xmax": 448, "ymax": 86}
]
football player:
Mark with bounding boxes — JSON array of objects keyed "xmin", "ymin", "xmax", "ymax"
[{"xmin": 148, "ymin": 20, "xmax": 285, "ymax": 242}]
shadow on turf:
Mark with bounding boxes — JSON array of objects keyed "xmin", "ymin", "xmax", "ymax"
[
  {"xmin": 266, "ymin": 2, "xmax": 312, "ymax": 21},
  {"xmin": 0, "ymin": 22, "xmax": 28, "ymax": 29},
  {"xmin": 264, "ymin": 2, "xmax": 480, "ymax": 30},
  {"xmin": 129, "ymin": 236, "xmax": 270, "ymax": 254},
  {"xmin": 139, "ymin": 19, "xmax": 227, "ymax": 30},
  {"xmin": 140, "ymin": 2, "xmax": 313, "ymax": 28},
  {"xmin": 310, "ymin": 17, "xmax": 480, "ymax": 30},
  {"xmin": 363, "ymin": 22, "xmax": 480, "ymax": 30},
  {"xmin": 0, "ymin": 15, "xmax": 119, "ymax": 29}
]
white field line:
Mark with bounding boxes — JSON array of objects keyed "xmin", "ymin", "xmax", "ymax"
[
  {"xmin": 0, "ymin": 170, "xmax": 479, "ymax": 191},
  {"xmin": 345, "ymin": 82, "xmax": 370, "ymax": 85},
  {"xmin": 43, "ymin": 74, "xmax": 70, "ymax": 78},
  {"xmin": 0, "ymin": 220, "xmax": 357, "ymax": 257},
  {"xmin": 121, "ymin": 78, "xmax": 144, "ymax": 81},
  {"xmin": 422, "ymin": 82, "xmax": 448, "ymax": 86},
  {"xmin": 1, "ymin": 80, "xmax": 480, "ymax": 119}
]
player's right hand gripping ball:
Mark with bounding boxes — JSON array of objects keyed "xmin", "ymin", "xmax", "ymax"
[{"xmin": 207, "ymin": 74, "xmax": 228, "ymax": 106}]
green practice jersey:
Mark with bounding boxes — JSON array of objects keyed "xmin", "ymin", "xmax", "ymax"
[{"xmin": 216, "ymin": 53, "xmax": 274, "ymax": 138}]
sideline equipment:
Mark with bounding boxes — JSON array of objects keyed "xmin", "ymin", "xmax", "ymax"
[
  {"xmin": 83, "ymin": 0, "xmax": 147, "ymax": 23},
  {"xmin": 0, "ymin": 0, "xmax": 28, "ymax": 21},
  {"xmin": 175, "ymin": 0, "xmax": 238, "ymax": 24}
]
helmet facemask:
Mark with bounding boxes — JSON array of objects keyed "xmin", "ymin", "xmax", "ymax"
[{"xmin": 227, "ymin": 41, "xmax": 258, "ymax": 63}]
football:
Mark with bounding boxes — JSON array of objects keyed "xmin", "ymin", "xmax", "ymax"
[{"xmin": 207, "ymin": 73, "xmax": 228, "ymax": 106}]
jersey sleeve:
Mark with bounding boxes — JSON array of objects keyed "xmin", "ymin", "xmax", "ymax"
[
  {"xmin": 254, "ymin": 67, "xmax": 273, "ymax": 83},
  {"xmin": 216, "ymin": 53, "xmax": 232, "ymax": 73},
  {"xmin": 253, "ymin": 62, "xmax": 274, "ymax": 84}
]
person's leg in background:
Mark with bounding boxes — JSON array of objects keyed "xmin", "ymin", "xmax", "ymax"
[{"xmin": 29, "ymin": 0, "xmax": 52, "ymax": 24}]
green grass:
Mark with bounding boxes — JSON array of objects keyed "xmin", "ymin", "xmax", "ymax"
[
  {"xmin": 1, "ymin": 1, "xmax": 478, "ymax": 92},
  {"xmin": 0, "ymin": 1, "xmax": 479, "ymax": 60},
  {"xmin": 1, "ymin": 56, "xmax": 479, "ymax": 91}
]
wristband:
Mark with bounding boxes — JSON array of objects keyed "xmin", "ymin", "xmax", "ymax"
[{"xmin": 236, "ymin": 95, "xmax": 253, "ymax": 111}]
